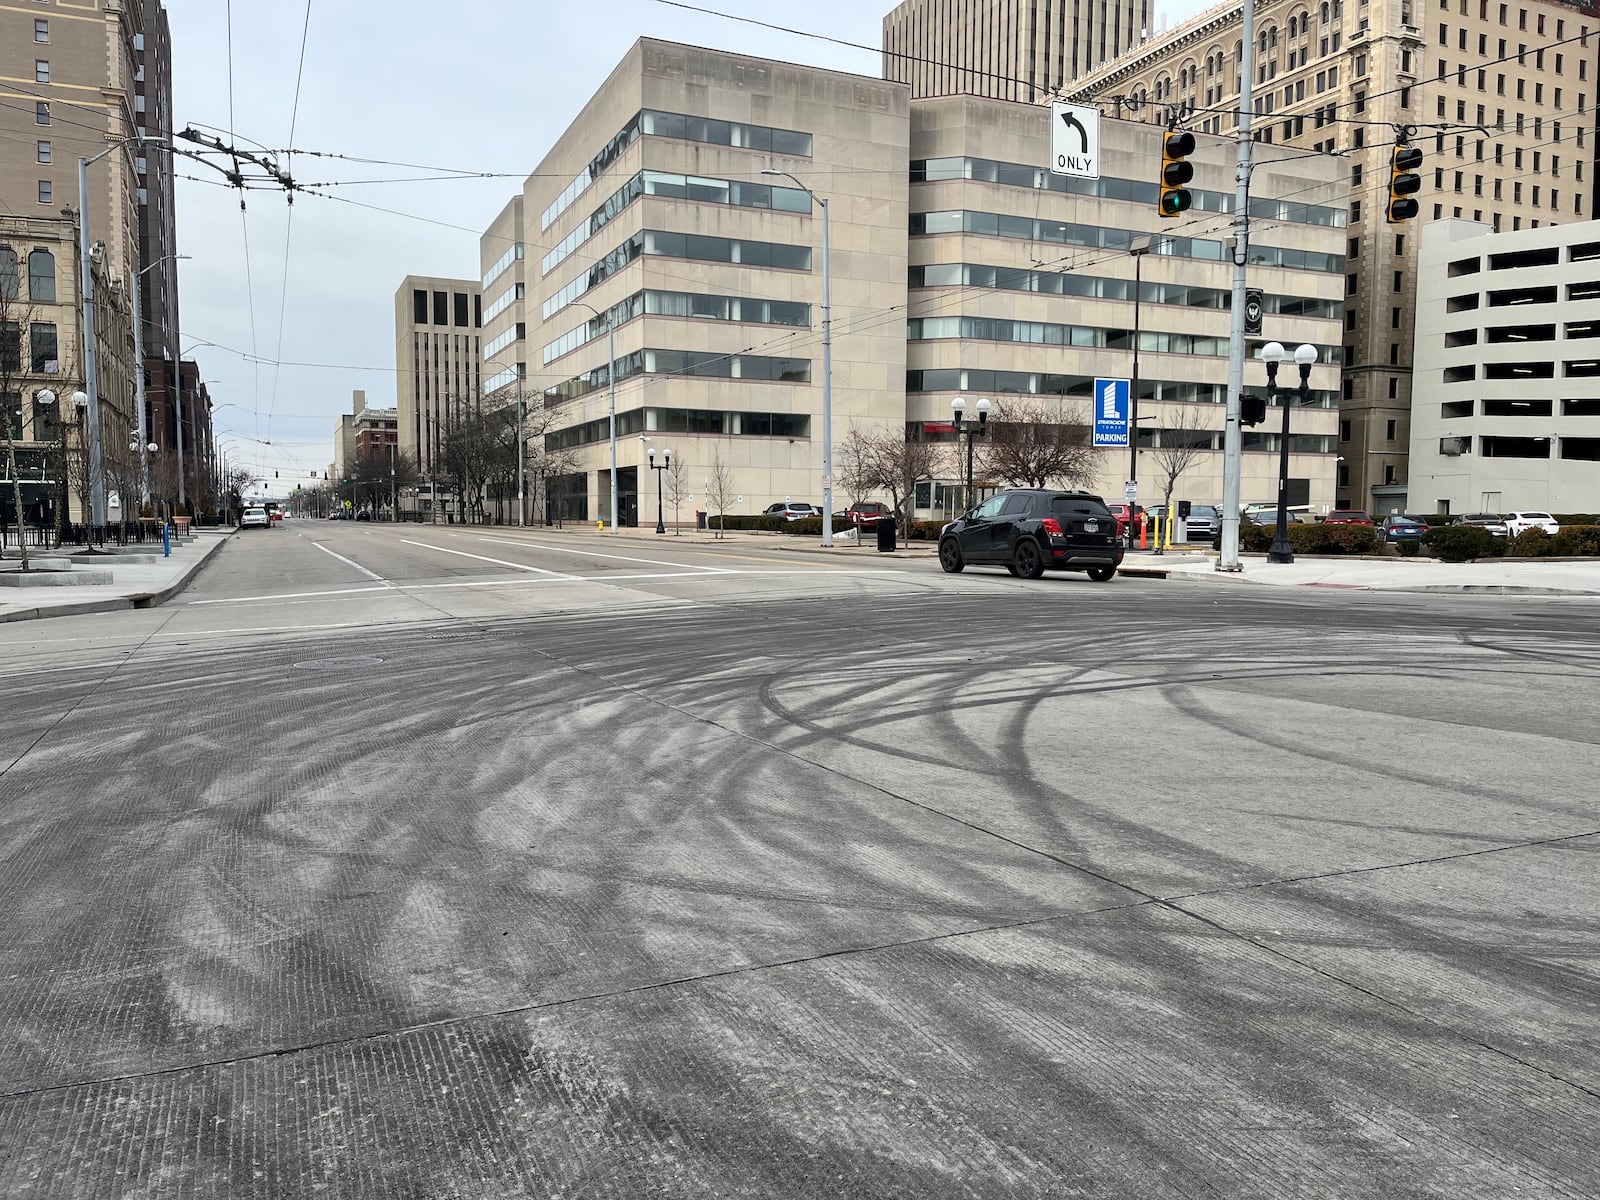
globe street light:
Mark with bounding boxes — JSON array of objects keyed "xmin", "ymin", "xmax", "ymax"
[
  {"xmin": 1258, "ymin": 342, "xmax": 1319, "ymax": 564},
  {"xmin": 647, "ymin": 444, "xmax": 671, "ymax": 535},
  {"xmin": 950, "ymin": 396, "xmax": 989, "ymax": 513}
]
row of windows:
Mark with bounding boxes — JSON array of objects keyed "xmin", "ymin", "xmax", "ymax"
[
  {"xmin": 547, "ymin": 407, "xmax": 811, "ymax": 452},
  {"xmin": 484, "ymin": 364, "xmax": 524, "ymax": 394},
  {"xmin": 543, "ymin": 349, "xmax": 811, "ymax": 405},
  {"xmin": 907, "ymin": 368, "xmax": 1338, "ymax": 409},
  {"xmin": 482, "ymin": 243, "xmax": 524, "ymax": 291},
  {"xmin": 1443, "ymin": 320, "xmax": 1600, "ymax": 345},
  {"xmin": 907, "ymin": 261, "xmax": 1341, "ymax": 319},
  {"xmin": 483, "ymin": 323, "xmax": 524, "ymax": 361},
  {"xmin": 483, "ymin": 282, "xmax": 523, "ymax": 325},
  {"xmin": 907, "ymin": 315, "xmax": 1340, "ymax": 363},
  {"xmin": 1442, "ymin": 398, "xmax": 1600, "ymax": 417},
  {"xmin": 542, "ymin": 230, "xmax": 812, "ymax": 321},
  {"xmin": 0, "ymin": 248, "xmax": 56, "ymax": 303},
  {"xmin": 911, "ymin": 209, "xmax": 1344, "ymax": 274},
  {"xmin": 911, "ymin": 156, "xmax": 1347, "ymax": 227},
  {"xmin": 1439, "ymin": 435, "xmax": 1600, "ymax": 460},
  {"xmin": 1426, "ymin": 171, "xmax": 1584, "ymax": 215},
  {"xmin": 410, "ymin": 288, "xmax": 478, "ymax": 329},
  {"xmin": 540, "ymin": 109, "xmax": 812, "ymax": 233},
  {"xmin": 0, "ymin": 322, "xmax": 59, "ymax": 374},
  {"xmin": 1440, "ymin": 359, "xmax": 1600, "ymax": 381},
  {"xmin": 542, "ymin": 289, "xmax": 812, "ymax": 366},
  {"xmin": 541, "ymin": 170, "xmax": 811, "ymax": 276}
]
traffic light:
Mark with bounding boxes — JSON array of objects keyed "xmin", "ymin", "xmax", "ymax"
[
  {"xmin": 1158, "ymin": 129, "xmax": 1195, "ymax": 218},
  {"xmin": 1387, "ymin": 142, "xmax": 1424, "ymax": 223},
  {"xmin": 1241, "ymin": 393, "xmax": 1268, "ymax": 426}
]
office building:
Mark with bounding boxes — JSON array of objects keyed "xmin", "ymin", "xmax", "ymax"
[
  {"xmin": 394, "ymin": 275, "xmax": 482, "ymax": 479},
  {"xmin": 1408, "ymin": 217, "xmax": 1600, "ymax": 514},
  {"xmin": 1060, "ymin": 0, "xmax": 1599, "ymax": 513},
  {"xmin": 509, "ymin": 40, "xmax": 911, "ymax": 527},
  {"xmin": 907, "ymin": 96, "xmax": 1346, "ymax": 515},
  {"xmin": 882, "ymin": 0, "xmax": 1151, "ymax": 102}
]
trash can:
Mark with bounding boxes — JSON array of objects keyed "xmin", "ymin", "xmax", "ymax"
[
  {"xmin": 876, "ymin": 518, "xmax": 896, "ymax": 552},
  {"xmin": 696, "ymin": 510, "xmax": 707, "ymax": 531}
]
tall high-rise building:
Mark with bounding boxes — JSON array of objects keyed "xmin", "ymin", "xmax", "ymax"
[
  {"xmin": 882, "ymin": 0, "xmax": 1150, "ymax": 102},
  {"xmin": 1061, "ymin": 0, "xmax": 1600, "ymax": 512},
  {"xmin": 393, "ymin": 276, "xmax": 482, "ymax": 479}
]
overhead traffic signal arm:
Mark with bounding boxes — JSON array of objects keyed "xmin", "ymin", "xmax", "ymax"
[
  {"xmin": 1387, "ymin": 143, "xmax": 1424, "ymax": 223},
  {"xmin": 1159, "ymin": 130, "xmax": 1195, "ymax": 218}
]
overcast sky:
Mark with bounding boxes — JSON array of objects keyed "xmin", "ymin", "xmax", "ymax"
[{"xmin": 169, "ymin": 0, "xmax": 1213, "ymax": 489}]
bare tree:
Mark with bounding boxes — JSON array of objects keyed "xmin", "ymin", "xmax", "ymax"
[
  {"xmin": 664, "ymin": 449, "xmax": 690, "ymax": 535},
  {"xmin": 853, "ymin": 425, "xmax": 937, "ymax": 537},
  {"xmin": 835, "ymin": 424, "xmax": 876, "ymax": 511},
  {"xmin": 1148, "ymin": 405, "xmax": 1215, "ymax": 511},
  {"xmin": 351, "ymin": 446, "xmax": 422, "ymax": 519},
  {"xmin": 704, "ymin": 447, "xmax": 735, "ymax": 539},
  {"xmin": 0, "ymin": 291, "xmax": 38, "ymax": 567},
  {"xmin": 980, "ymin": 398, "xmax": 1099, "ymax": 490}
]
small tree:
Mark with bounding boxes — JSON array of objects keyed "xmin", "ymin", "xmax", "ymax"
[
  {"xmin": 835, "ymin": 424, "xmax": 876, "ymax": 512},
  {"xmin": 853, "ymin": 425, "xmax": 937, "ymax": 537},
  {"xmin": 1148, "ymin": 405, "xmax": 1214, "ymax": 511},
  {"xmin": 981, "ymin": 398, "xmax": 1099, "ymax": 489},
  {"xmin": 664, "ymin": 450, "xmax": 690, "ymax": 535},
  {"xmin": 0, "ymin": 291, "xmax": 39, "ymax": 567},
  {"xmin": 704, "ymin": 447, "xmax": 735, "ymax": 539}
]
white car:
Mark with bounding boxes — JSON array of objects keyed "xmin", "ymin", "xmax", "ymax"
[
  {"xmin": 240, "ymin": 506, "xmax": 270, "ymax": 529},
  {"xmin": 1505, "ymin": 511, "xmax": 1560, "ymax": 536},
  {"xmin": 762, "ymin": 502, "xmax": 821, "ymax": 522}
]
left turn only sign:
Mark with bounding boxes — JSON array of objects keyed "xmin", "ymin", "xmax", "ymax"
[{"xmin": 1051, "ymin": 102, "xmax": 1100, "ymax": 179}]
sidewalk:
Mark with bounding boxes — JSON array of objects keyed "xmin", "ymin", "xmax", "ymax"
[
  {"xmin": 0, "ymin": 529, "xmax": 233, "ymax": 623},
  {"xmin": 506, "ymin": 523, "xmax": 1600, "ymax": 595}
]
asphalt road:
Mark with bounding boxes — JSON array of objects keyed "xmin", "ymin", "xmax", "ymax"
[{"xmin": 0, "ymin": 522, "xmax": 1596, "ymax": 1197}]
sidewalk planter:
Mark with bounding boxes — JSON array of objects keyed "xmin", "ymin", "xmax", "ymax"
[{"xmin": 173, "ymin": 516, "xmax": 191, "ymax": 536}]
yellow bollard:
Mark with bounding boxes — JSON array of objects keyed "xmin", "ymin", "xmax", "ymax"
[
  {"xmin": 597, "ymin": 519, "xmax": 605, "ymax": 531},
  {"xmin": 1153, "ymin": 512, "xmax": 1165, "ymax": 556}
]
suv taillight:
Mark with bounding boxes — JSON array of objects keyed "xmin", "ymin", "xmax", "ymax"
[{"xmin": 1041, "ymin": 517, "xmax": 1064, "ymax": 537}]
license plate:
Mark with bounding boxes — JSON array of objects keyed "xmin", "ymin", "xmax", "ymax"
[{"xmin": 1084, "ymin": 520, "xmax": 1098, "ymax": 533}]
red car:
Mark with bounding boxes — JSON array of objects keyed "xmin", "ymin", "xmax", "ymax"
[
  {"xmin": 846, "ymin": 501, "xmax": 890, "ymax": 525},
  {"xmin": 1323, "ymin": 509, "xmax": 1373, "ymax": 525},
  {"xmin": 1106, "ymin": 503, "xmax": 1140, "ymax": 538}
]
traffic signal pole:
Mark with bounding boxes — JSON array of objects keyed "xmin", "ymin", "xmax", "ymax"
[{"xmin": 1218, "ymin": 0, "xmax": 1257, "ymax": 573}]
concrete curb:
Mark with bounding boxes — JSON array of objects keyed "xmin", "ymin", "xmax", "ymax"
[{"xmin": 0, "ymin": 534, "xmax": 232, "ymax": 623}]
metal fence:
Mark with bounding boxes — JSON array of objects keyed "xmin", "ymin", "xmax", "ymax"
[{"xmin": 0, "ymin": 521, "xmax": 176, "ymax": 550}]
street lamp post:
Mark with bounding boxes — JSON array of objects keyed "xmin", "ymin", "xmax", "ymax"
[
  {"xmin": 950, "ymin": 396, "xmax": 990, "ymax": 513},
  {"xmin": 78, "ymin": 134, "xmax": 166, "ymax": 538},
  {"xmin": 762, "ymin": 168, "xmax": 833, "ymax": 547},
  {"xmin": 647, "ymin": 445, "xmax": 671, "ymax": 535},
  {"xmin": 1259, "ymin": 342, "xmax": 1318, "ymax": 564},
  {"xmin": 573, "ymin": 301, "xmax": 617, "ymax": 530}
]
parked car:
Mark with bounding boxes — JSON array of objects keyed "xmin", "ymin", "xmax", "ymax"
[
  {"xmin": 762, "ymin": 501, "xmax": 820, "ymax": 522},
  {"xmin": 1106, "ymin": 503, "xmax": 1137, "ymax": 539},
  {"xmin": 1505, "ymin": 511, "xmax": 1560, "ymax": 536},
  {"xmin": 845, "ymin": 500, "xmax": 890, "ymax": 525},
  {"xmin": 1324, "ymin": 509, "xmax": 1375, "ymax": 525},
  {"xmin": 240, "ymin": 506, "xmax": 270, "ymax": 530},
  {"xmin": 1378, "ymin": 515, "xmax": 1428, "ymax": 542},
  {"xmin": 1453, "ymin": 513, "xmax": 1508, "ymax": 537},
  {"xmin": 1183, "ymin": 504, "xmax": 1220, "ymax": 539},
  {"xmin": 938, "ymin": 489, "xmax": 1125, "ymax": 581},
  {"xmin": 268, "ymin": 509, "xmax": 284, "ymax": 524}
]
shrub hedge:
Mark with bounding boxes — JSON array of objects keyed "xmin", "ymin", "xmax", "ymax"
[
  {"xmin": 1507, "ymin": 524, "xmax": 1600, "ymax": 557},
  {"xmin": 1217, "ymin": 521, "xmax": 1379, "ymax": 555},
  {"xmin": 1420, "ymin": 524, "xmax": 1504, "ymax": 561}
]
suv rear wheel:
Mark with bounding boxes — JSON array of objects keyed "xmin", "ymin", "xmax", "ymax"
[
  {"xmin": 1087, "ymin": 566, "xmax": 1116, "ymax": 582},
  {"xmin": 1012, "ymin": 538, "xmax": 1045, "ymax": 580},
  {"xmin": 938, "ymin": 538, "xmax": 964, "ymax": 573}
]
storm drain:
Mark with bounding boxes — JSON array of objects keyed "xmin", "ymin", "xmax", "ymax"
[{"xmin": 292, "ymin": 655, "xmax": 385, "ymax": 670}]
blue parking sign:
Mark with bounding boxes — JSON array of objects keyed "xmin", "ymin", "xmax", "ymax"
[{"xmin": 1093, "ymin": 378, "xmax": 1130, "ymax": 447}]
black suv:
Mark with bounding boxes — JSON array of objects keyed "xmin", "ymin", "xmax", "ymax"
[{"xmin": 938, "ymin": 489, "xmax": 1125, "ymax": 580}]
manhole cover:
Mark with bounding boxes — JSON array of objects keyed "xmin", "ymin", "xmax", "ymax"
[{"xmin": 293, "ymin": 655, "xmax": 385, "ymax": 671}]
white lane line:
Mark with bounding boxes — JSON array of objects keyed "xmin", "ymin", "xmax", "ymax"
[
  {"xmin": 470, "ymin": 534, "xmax": 735, "ymax": 574},
  {"xmin": 399, "ymin": 539, "xmax": 580, "ymax": 577},
  {"xmin": 173, "ymin": 568, "xmax": 913, "ymax": 607},
  {"xmin": 308, "ymin": 537, "xmax": 391, "ymax": 584}
]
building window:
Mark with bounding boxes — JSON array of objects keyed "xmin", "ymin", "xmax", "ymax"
[
  {"xmin": 1351, "ymin": 200, "xmax": 1362, "ymax": 222},
  {"xmin": 36, "ymin": 141, "xmax": 50, "ymax": 165},
  {"xmin": 35, "ymin": 60, "xmax": 49, "ymax": 83},
  {"xmin": 36, "ymin": 180, "xmax": 51, "ymax": 205},
  {"xmin": 30, "ymin": 323, "xmax": 57, "ymax": 373},
  {"xmin": 35, "ymin": 102, "xmax": 49, "ymax": 126},
  {"xmin": 432, "ymin": 290, "xmax": 447, "ymax": 326},
  {"xmin": 27, "ymin": 250, "xmax": 54, "ymax": 302},
  {"xmin": 1339, "ymin": 419, "xmax": 1351, "ymax": 441},
  {"xmin": 1386, "ymin": 419, "xmax": 1398, "ymax": 440},
  {"xmin": 1391, "ymin": 307, "xmax": 1402, "ymax": 328},
  {"xmin": 413, "ymin": 289, "xmax": 427, "ymax": 324},
  {"xmin": 1393, "ymin": 271, "xmax": 1403, "ymax": 292},
  {"xmin": 34, "ymin": 18, "xmax": 48, "ymax": 42}
]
